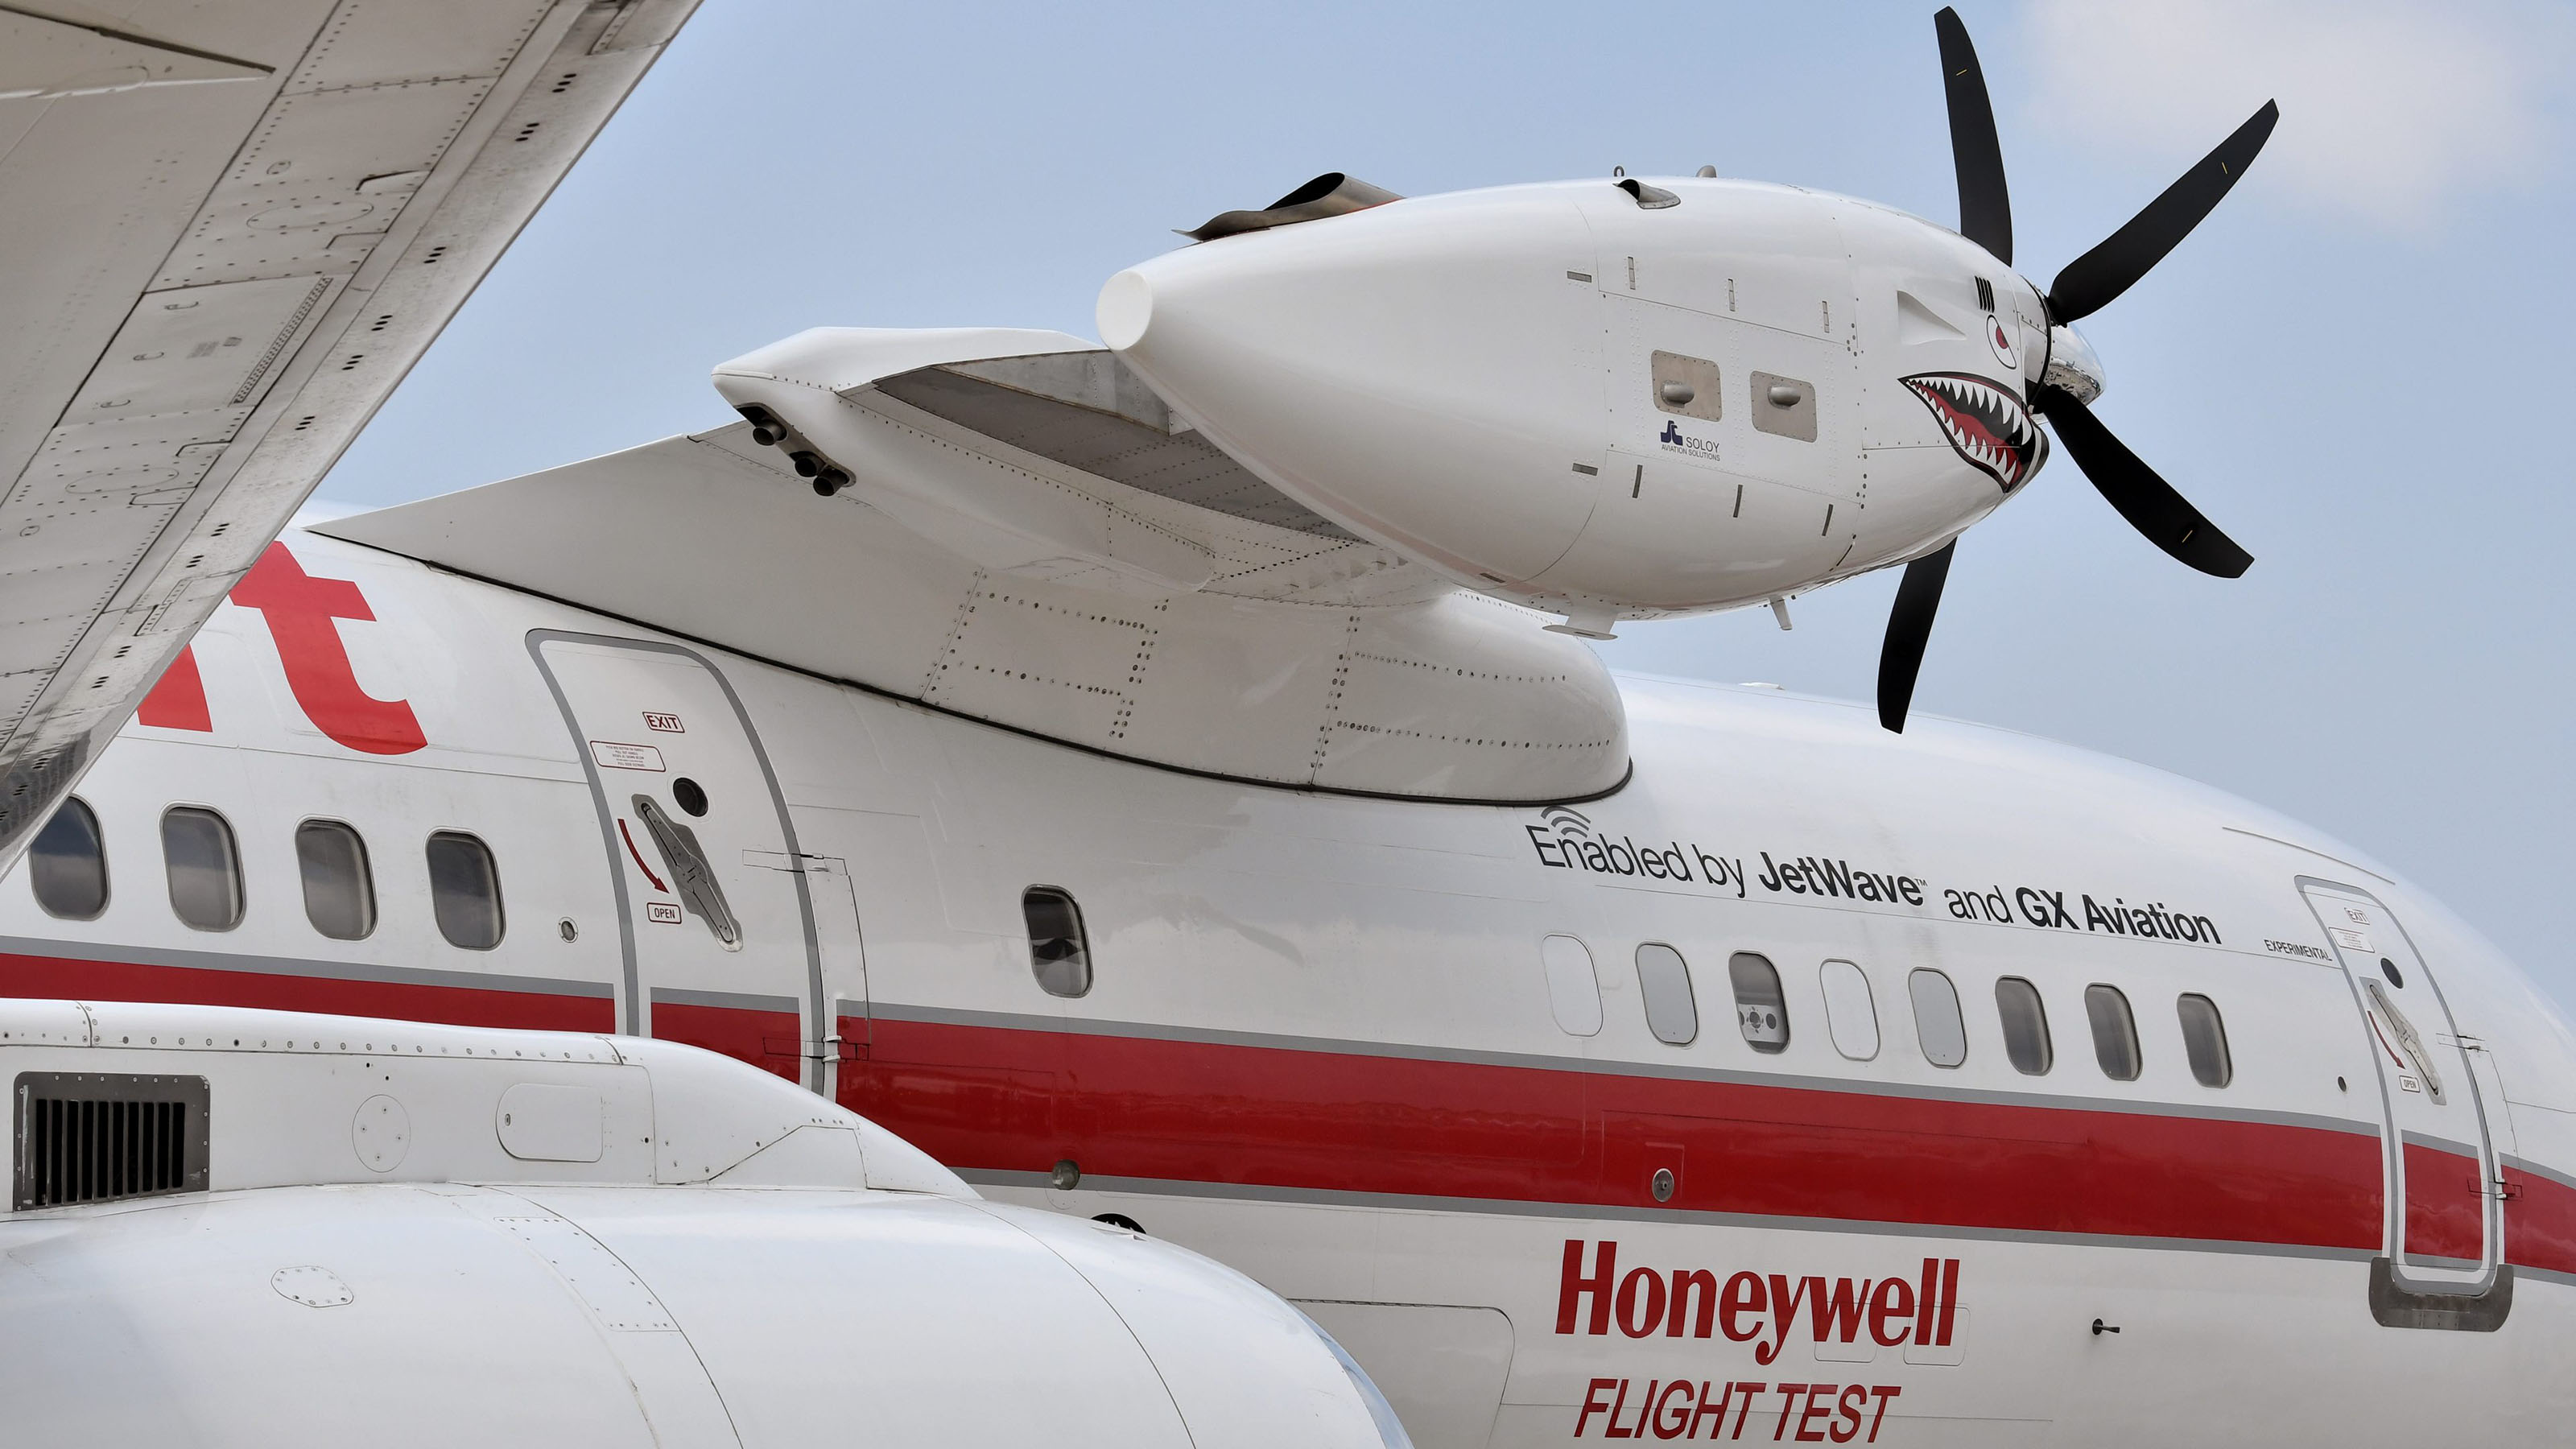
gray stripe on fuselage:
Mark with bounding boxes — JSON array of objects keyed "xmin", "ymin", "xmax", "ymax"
[
  {"xmin": 2401, "ymin": 1129, "xmax": 2485, "ymax": 1159},
  {"xmin": 651, "ymin": 986, "xmax": 799, "ymax": 1012},
  {"xmin": 2504, "ymin": 1152, "xmax": 2576, "ymax": 1196}
]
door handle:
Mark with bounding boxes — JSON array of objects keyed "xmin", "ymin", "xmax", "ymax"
[
  {"xmin": 2364, "ymin": 980, "xmax": 2446, "ymax": 1104},
  {"xmin": 632, "ymin": 795, "xmax": 743, "ymax": 949}
]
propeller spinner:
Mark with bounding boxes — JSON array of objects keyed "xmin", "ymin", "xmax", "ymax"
[{"xmin": 1880, "ymin": 7, "xmax": 2275, "ymax": 733}]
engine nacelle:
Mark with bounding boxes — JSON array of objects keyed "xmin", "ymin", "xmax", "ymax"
[
  {"xmin": 0, "ymin": 1002, "xmax": 1408, "ymax": 1449},
  {"xmin": 1101, "ymin": 177, "xmax": 2054, "ymax": 634}
]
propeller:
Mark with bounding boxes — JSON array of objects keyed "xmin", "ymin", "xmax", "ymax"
[
  {"xmin": 1878, "ymin": 8, "xmax": 2273, "ymax": 733},
  {"xmin": 1877, "ymin": 538, "xmax": 1956, "ymax": 733}
]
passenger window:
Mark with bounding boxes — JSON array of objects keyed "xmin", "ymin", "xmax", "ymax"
[
  {"xmin": 2085, "ymin": 985, "xmax": 2142, "ymax": 1081},
  {"xmin": 29, "ymin": 796, "xmax": 107, "ymax": 921},
  {"xmin": 1908, "ymin": 968, "xmax": 1967, "ymax": 1067},
  {"xmin": 161, "ymin": 806, "xmax": 242, "ymax": 931},
  {"xmin": 1541, "ymin": 935, "xmax": 1602, "ymax": 1036},
  {"xmin": 1819, "ymin": 960, "xmax": 1880, "ymax": 1061},
  {"xmin": 426, "ymin": 832, "xmax": 504, "ymax": 950},
  {"xmin": 2178, "ymin": 993, "xmax": 2232, "ymax": 1088},
  {"xmin": 296, "ymin": 820, "xmax": 376, "ymax": 941},
  {"xmin": 1025, "ymin": 886, "xmax": 1092, "ymax": 998},
  {"xmin": 1994, "ymin": 977, "xmax": 2052, "ymax": 1075},
  {"xmin": 1634, "ymin": 943, "xmax": 1698, "ymax": 1046},
  {"xmin": 1728, "ymin": 952, "xmax": 1790, "ymax": 1054}
]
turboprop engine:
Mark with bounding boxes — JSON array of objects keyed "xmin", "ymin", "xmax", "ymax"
[
  {"xmin": 1100, "ymin": 172, "xmax": 2047, "ymax": 628},
  {"xmin": 1102, "ymin": 9, "xmax": 2277, "ymax": 730}
]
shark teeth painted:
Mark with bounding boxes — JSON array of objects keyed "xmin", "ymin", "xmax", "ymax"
[{"xmin": 1901, "ymin": 372, "xmax": 2045, "ymax": 492}]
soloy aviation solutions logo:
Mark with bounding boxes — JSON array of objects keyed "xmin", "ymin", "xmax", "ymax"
[
  {"xmin": 1658, "ymin": 419, "xmax": 1722, "ymax": 460},
  {"xmin": 1521, "ymin": 807, "xmax": 2223, "ymax": 944}
]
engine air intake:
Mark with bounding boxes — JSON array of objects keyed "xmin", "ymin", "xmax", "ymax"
[{"xmin": 12, "ymin": 1071, "xmax": 209, "ymax": 1211}]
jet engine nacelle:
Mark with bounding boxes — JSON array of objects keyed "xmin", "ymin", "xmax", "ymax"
[
  {"xmin": 1100, "ymin": 178, "xmax": 2055, "ymax": 634},
  {"xmin": 0, "ymin": 1002, "xmax": 1408, "ymax": 1449}
]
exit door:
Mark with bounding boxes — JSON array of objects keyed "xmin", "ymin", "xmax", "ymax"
[
  {"xmin": 531, "ymin": 633, "xmax": 833, "ymax": 1092},
  {"xmin": 2300, "ymin": 879, "xmax": 2501, "ymax": 1294}
]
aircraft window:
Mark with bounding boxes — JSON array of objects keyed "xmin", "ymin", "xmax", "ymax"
[
  {"xmin": 29, "ymin": 796, "xmax": 107, "ymax": 921},
  {"xmin": 1541, "ymin": 935, "xmax": 1603, "ymax": 1036},
  {"xmin": 1728, "ymin": 952, "xmax": 1790, "ymax": 1054},
  {"xmin": 1634, "ymin": 943, "xmax": 1698, "ymax": 1046},
  {"xmin": 2085, "ymin": 985, "xmax": 2143, "ymax": 1081},
  {"xmin": 161, "ymin": 807, "xmax": 242, "ymax": 932},
  {"xmin": 295, "ymin": 819, "xmax": 376, "ymax": 941},
  {"xmin": 1908, "ymin": 968, "xmax": 1967, "ymax": 1067},
  {"xmin": 427, "ymin": 832, "xmax": 505, "ymax": 950},
  {"xmin": 1025, "ymin": 886, "xmax": 1092, "ymax": 998},
  {"xmin": 2178, "ymin": 993, "xmax": 2232, "ymax": 1088},
  {"xmin": 1819, "ymin": 960, "xmax": 1880, "ymax": 1061},
  {"xmin": 1994, "ymin": 976, "xmax": 2052, "ymax": 1075}
]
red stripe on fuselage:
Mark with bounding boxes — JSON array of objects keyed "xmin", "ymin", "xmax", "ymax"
[
  {"xmin": 0, "ymin": 951, "xmax": 611, "ymax": 1032},
  {"xmin": 10, "ymin": 952, "xmax": 2576, "ymax": 1278},
  {"xmin": 652, "ymin": 1000, "xmax": 800, "ymax": 1083},
  {"xmin": 2404, "ymin": 1139, "xmax": 2489, "ymax": 1265},
  {"xmin": 844, "ymin": 1017, "xmax": 2385, "ymax": 1251}
]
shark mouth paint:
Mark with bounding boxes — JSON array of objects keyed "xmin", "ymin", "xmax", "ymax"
[{"xmin": 1901, "ymin": 372, "xmax": 2044, "ymax": 491}]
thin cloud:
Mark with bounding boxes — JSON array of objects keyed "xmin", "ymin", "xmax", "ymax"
[{"xmin": 2022, "ymin": 0, "xmax": 2565, "ymax": 228}]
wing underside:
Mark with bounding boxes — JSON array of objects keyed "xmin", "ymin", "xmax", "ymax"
[{"xmin": 0, "ymin": 0, "xmax": 702, "ymax": 859}]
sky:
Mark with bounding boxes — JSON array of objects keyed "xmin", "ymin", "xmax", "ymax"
[{"xmin": 324, "ymin": 0, "xmax": 2576, "ymax": 1009}]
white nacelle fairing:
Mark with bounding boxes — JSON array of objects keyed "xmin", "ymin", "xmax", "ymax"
[
  {"xmin": 1100, "ymin": 179, "xmax": 2052, "ymax": 630},
  {"xmin": 0, "ymin": 1001, "xmax": 1403, "ymax": 1449}
]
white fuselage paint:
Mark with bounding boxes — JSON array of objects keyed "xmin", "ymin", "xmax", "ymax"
[{"xmin": 7, "ymin": 526, "xmax": 2573, "ymax": 1448}]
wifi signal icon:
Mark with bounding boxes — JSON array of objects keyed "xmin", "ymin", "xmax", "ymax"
[{"xmin": 1542, "ymin": 807, "xmax": 1593, "ymax": 837}]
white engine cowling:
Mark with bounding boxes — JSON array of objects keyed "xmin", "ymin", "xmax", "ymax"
[
  {"xmin": 0, "ymin": 1001, "xmax": 1410, "ymax": 1449},
  {"xmin": 1100, "ymin": 177, "xmax": 2054, "ymax": 634}
]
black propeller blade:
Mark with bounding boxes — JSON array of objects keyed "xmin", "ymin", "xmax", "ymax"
[
  {"xmin": 2033, "ymin": 386, "xmax": 2253, "ymax": 577},
  {"xmin": 1875, "ymin": 10, "xmax": 2269, "ymax": 732},
  {"xmin": 1932, "ymin": 7, "xmax": 2011, "ymax": 264},
  {"xmin": 1878, "ymin": 541, "xmax": 1957, "ymax": 733},
  {"xmin": 1879, "ymin": 7, "xmax": 1993, "ymax": 734},
  {"xmin": 2046, "ymin": 101, "xmax": 2279, "ymax": 323}
]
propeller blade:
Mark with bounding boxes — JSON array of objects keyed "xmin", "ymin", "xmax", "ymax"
[
  {"xmin": 2047, "ymin": 101, "xmax": 2279, "ymax": 322},
  {"xmin": 2036, "ymin": 385, "xmax": 2252, "ymax": 577},
  {"xmin": 1878, "ymin": 539, "xmax": 1957, "ymax": 733},
  {"xmin": 1932, "ymin": 7, "xmax": 2011, "ymax": 264}
]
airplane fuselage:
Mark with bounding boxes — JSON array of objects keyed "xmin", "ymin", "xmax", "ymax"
[{"xmin": 8, "ymin": 527, "xmax": 2571, "ymax": 1447}]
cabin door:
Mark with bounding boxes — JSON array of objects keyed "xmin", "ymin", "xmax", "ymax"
[
  {"xmin": 531, "ymin": 633, "xmax": 830, "ymax": 1093},
  {"xmin": 2299, "ymin": 879, "xmax": 2501, "ymax": 1295}
]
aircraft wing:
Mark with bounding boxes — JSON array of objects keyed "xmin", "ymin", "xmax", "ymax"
[{"xmin": 0, "ymin": 0, "xmax": 702, "ymax": 861}]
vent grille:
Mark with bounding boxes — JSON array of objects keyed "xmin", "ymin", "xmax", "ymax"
[{"xmin": 13, "ymin": 1072, "xmax": 208, "ymax": 1211}]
